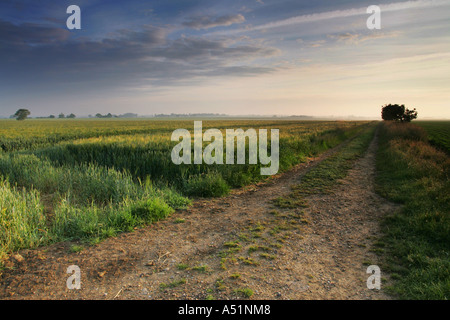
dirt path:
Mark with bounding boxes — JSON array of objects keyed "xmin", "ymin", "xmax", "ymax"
[{"xmin": 0, "ymin": 134, "xmax": 398, "ymax": 300}]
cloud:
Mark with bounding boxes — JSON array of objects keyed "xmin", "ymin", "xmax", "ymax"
[
  {"xmin": 228, "ymin": 0, "xmax": 449, "ymax": 33},
  {"xmin": 327, "ymin": 31, "xmax": 402, "ymax": 44},
  {"xmin": 0, "ymin": 19, "xmax": 70, "ymax": 44},
  {"xmin": 307, "ymin": 40, "xmax": 327, "ymax": 48},
  {"xmin": 183, "ymin": 14, "xmax": 245, "ymax": 30},
  {"xmin": 112, "ymin": 25, "xmax": 167, "ymax": 46},
  {"xmin": 0, "ymin": 19, "xmax": 279, "ymax": 91}
]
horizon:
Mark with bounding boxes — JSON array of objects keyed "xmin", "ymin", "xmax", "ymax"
[
  {"xmin": 1, "ymin": 0, "xmax": 449, "ymax": 119},
  {"xmin": 2, "ymin": 112, "xmax": 449, "ymax": 121}
]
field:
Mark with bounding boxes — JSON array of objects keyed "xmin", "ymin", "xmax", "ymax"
[
  {"xmin": 1, "ymin": 118, "xmax": 448, "ymax": 300},
  {"xmin": 415, "ymin": 121, "xmax": 450, "ymax": 154},
  {"xmin": 0, "ymin": 119, "xmax": 370, "ymax": 260}
]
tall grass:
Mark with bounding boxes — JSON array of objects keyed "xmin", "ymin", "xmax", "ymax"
[
  {"xmin": 0, "ymin": 153, "xmax": 191, "ymax": 254},
  {"xmin": 0, "ymin": 154, "xmax": 141, "ymax": 206},
  {"xmin": 376, "ymin": 121, "xmax": 450, "ymax": 299},
  {"xmin": 51, "ymin": 195, "xmax": 177, "ymax": 243},
  {"xmin": 0, "ymin": 178, "xmax": 49, "ymax": 260}
]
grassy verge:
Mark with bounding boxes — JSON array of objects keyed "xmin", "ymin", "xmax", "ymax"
[{"xmin": 375, "ymin": 121, "xmax": 450, "ymax": 299}]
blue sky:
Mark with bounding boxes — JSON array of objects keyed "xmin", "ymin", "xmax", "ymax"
[{"xmin": 0, "ymin": 0, "xmax": 449, "ymax": 118}]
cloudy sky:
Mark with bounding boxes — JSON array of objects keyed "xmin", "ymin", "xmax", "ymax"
[{"xmin": 1, "ymin": 0, "xmax": 449, "ymax": 118}]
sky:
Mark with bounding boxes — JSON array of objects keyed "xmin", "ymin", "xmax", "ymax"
[{"xmin": 0, "ymin": 0, "xmax": 449, "ymax": 119}]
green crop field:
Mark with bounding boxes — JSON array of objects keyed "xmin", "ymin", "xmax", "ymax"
[
  {"xmin": 415, "ymin": 121, "xmax": 450, "ymax": 154},
  {"xmin": 0, "ymin": 118, "xmax": 374, "ymax": 259}
]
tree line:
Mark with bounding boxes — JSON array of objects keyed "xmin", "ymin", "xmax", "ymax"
[
  {"xmin": 11, "ymin": 106, "xmax": 418, "ymax": 121},
  {"xmin": 12, "ymin": 109, "xmax": 77, "ymax": 120}
]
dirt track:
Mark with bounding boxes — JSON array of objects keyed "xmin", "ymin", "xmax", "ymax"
[{"xmin": 0, "ymin": 133, "xmax": 398, "ymax": 300}]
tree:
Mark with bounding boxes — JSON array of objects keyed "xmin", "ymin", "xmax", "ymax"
[
  {"xmin": 67, "ymin": 113, "xmax": 76, "ymax": 118},
  {"xmin": 58, "ymin": 113, "xmax": 65, "ymax": 119},
  {"xmin": 402, "ymin": 108, "xmax": 418, "ymax": 122},
  {"xmin": 13, "ymin": 109, "xmax": 30, "ymax": 121},
  {"xmin": 381, "ymin": 104, "xmax": 418, "ymax": 122}
]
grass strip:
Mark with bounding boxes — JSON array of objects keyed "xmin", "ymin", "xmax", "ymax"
[
  {"xmin": 375, "ymin": 122, "xmax": 449, "ymax": 299},
  {"xmin": 289, "ymin": 123, "xmax": 377, "ymax": 197}
]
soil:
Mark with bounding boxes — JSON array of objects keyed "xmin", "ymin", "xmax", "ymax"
[{"xmin": 0, "ymin": 133, "xmax": 399, "ymax": 300}]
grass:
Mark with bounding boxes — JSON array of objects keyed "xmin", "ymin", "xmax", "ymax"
[
  {"xmin": 173, "ymin": 218, "xmax": 186, "ymax": 224},
  {"xmin": 259, "ymin": 253, "xmax": 276, "ymax": 260},
  {"xmin": 159, "ymin": 278, "xmax": 187, "ymax": 289},
  {"xmin": 234, "ymin": 287, "xmax": 254, "ymax": 298},
  {"xmin": 176, "ymin": 263, "xmax": 189, "ymax": 270},
  {"xmin": 215, "ymin": 278, "xmax": 226, "ymax": 291},
  {"xmin": 69, "ymin": 245, "xmax": 84, "ymax": 253},
  {"xmin": 291, "ymin": 123, "xmax": 377, "ymax": 195},
  {"xmin": 375, "ymin": 121, "xmax": 450, "ymax": 300},
  {"xmin": 271, "ymin": 196, "xmax": 308, "ymax": 209},
  {"xmin": 0, "ymin": 178, "xmax": 49, "ymax": 260},
  {"xmin": 248, "ymin": 245, "xmax": 271, "ymax": 254},
  {"xmin": 238, "ymin": 256, "xmax": 260, "ymax": 266},
  {"xmin": 192, "ymin": 264, "xmax": 211, "ymax": 273},
  {"xmin": 183, "ymin": 172, "xmax": 230, "ymax": 197}
]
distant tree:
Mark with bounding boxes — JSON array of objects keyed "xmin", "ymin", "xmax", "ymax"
[
  {"xmin": 49, "ymin": 115, "xmax": 55, "ymax": 119},
  {"xmin": 95, "ymin": 113, "xmax": 103, "ymax": 118},
  {"xmin": 58, "ymin": 113, "xmax": 65, "ymax": 119},
  {"xmin": 402, "ymin": 108, "xmax": 418, "ymax": 122},
  {"xmin": 106, "ymin": 113, "xmax": 113, "ymax": 118},
  {"xmin": 13, "ymin": 109, "xmax": 31, "ymax": 121},
  {"xmin": 381, "ymin": 104, "xmax": 418, "ymax": 122},
  {"xmin": 67, "ymin": 113, "xmax": 76, "ymax": 118}
]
